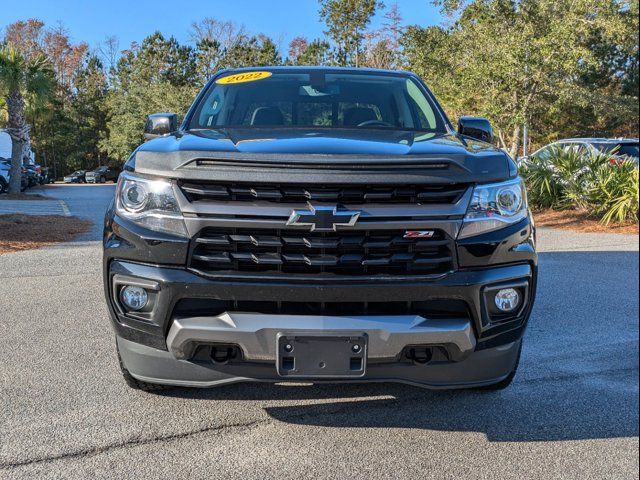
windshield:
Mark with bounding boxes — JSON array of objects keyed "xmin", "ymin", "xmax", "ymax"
[
  {"xmin": 72, "ymin": 171, "xmax": 84, "ymax": 175},
  {"xmin": 592, "ymin": 142, "xmax": 639, "ymax": 158},
  {"xmin": 189, "ymin": 70, "xmax": 446, "ymax": 133}
]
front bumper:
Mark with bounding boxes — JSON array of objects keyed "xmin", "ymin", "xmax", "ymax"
[
  {"xmin": 106, "ymin": 257, "xmax": 535, "ymax": 388},
  {"xmin": 117, "ymin": 335, "xmax": 522, "ymax": 389}
]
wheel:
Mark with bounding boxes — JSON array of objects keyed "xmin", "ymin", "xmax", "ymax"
[
  {"xmin": 100, "ymin": 176, "xmax": 106, "ymax": 183},
  {"xmin": 0, "ymin": 178, "xmax": 7, "ymax": 193},
  {"xmin": 474, "ymin": 340, "xmax": 522, "ymax": 391},
  {"xmin": 116, "ymin": 340, "xmax": 170, "ymax": 392}
]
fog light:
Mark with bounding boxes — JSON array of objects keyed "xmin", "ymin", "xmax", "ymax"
[
  {"xmin": 494, "ymin": 288, "xmax": 520, "ymax": 312},
  {"xmin": 120, "ymin": 286, "xmax": 148, "ymax": 311}
]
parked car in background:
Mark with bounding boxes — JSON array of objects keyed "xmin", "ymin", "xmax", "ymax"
[
  {"xmin": 0, "ymin": 159, "xmax": 28, "ymax": 192},
  {"xmin": 33, "ymin": 164, "xmax": 45, "ymax": 184},
  {"xmin": 0, "ymin": 159, "xmax": 9, "ymax": 193},
  {"xmin": 40, "ymin": 167, "xmax": 55, "ymax": 184},
  {"xmin": 86, "ymin": 165, "xmax": 121, "ymax": 183},
  {"xmin": 524, "ymin": 138, "xmax": 639, "ymax": 164},
  {"xmin": 22, "ymin": 165, "xmax": 39, "ymax": 187},
  {"xmin": 64, "ymin": 170, "xmax": 87, "ymax": 183}
]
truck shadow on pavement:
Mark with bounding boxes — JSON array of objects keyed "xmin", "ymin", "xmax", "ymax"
[
  {"xmin": 160, "ymin": 336, "xmax": 638, "ymax": 443},
  {"xmin": 262, "ymin": 349, "xmax": 638, "ymax": 443},
  {"xmin": 159, "ymin": 250, "xmax": 639, "ymax": 443}
]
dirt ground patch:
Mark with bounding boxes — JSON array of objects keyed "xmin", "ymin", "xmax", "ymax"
[
  {"xmin": 0, "ymin": 214, "xmax": 92, "ymax": 255},
  {"xmin": 534, "ymin": 209, "xmax": 639, "ymax": 235}
]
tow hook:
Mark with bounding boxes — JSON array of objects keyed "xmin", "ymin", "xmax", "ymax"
[
  {"xmin": 211, "ymin": 346, "xmax": 238, "ymax": 364},
  {"xmin": 407, "ymin": 347, "xmax": 433, "ymax": 365}
]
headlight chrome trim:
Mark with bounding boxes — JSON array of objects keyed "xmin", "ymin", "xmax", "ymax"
[
  {"xmin": 115, "ymin": 172, "xmax": 187, "ymax": 238},
  {"xmin": 459, "ymin": 177, "xmax": 529, "ymax": 239}
]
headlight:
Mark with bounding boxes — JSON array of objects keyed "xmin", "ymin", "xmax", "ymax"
[
  {"xmin": 459, "ymin": 177, "xmax": 528, "ymax": 238},
  {"xmin": 115, "ymin": 172, "xmax": 187, "ymax": 237},
  {"xmin": 121, "ymin": 181, "xmax": 149, "ymax": 211}
]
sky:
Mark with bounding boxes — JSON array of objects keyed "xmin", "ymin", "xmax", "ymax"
[{"xmin": 0, "ymin": 0, "xmax": 443, "ymax": 56}]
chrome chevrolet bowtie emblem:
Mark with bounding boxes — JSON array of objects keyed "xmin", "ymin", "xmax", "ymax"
[{"xmin": 286, "ymin": 205, "xmax": 361, "ymax": 232}]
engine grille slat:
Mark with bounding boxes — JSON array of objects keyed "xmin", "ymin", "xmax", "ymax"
[
  {"xmin": 180, "ymin": 181, "xmax": 468, "ymax": 205},
  {"xmin": 189, "ymin": 228, "xmax": 455, "ymax": 277}
]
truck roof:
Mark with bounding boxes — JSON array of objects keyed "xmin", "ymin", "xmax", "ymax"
[
  {"xmin": 218, "ymin": 65, "xmax": 416, "ymax": 77},
  {"xmin": 560, "ymin": 137, "xmax": 639, "ymax": 143}
]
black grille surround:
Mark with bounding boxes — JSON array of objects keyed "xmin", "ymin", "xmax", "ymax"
[
  {"xmin": 188, "ymin": 227, "xmax": 456, "ymax": 278},
  {"xmin": 179, "ymin": 181, "xmax": 468, "ymax": 205}
]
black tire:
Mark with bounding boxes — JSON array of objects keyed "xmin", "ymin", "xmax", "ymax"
[
  {"xmin": 116, "ymin": 341, "xmax": 170, "ymax": 392},
  {"xmin": 100, "ymin": 176, "xmax": 106, "ymax": 184},
  {"xmin": 474, "ymin": 340, "xmax": 522, "ymax": 391},
  {"xmin": 0, "ymin": 178, "xmax": 7, "ymax": 193}
]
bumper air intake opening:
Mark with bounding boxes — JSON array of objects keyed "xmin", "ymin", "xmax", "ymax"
[{"xmin": 172, "ymin": 298, "xmax": 472, "ymax": 319}]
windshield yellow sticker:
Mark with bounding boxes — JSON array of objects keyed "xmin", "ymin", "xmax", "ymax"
[{"xmin": 216, "ymin": 71, "xmax": 272, "ymax": 85}]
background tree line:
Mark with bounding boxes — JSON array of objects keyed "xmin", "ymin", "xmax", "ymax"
[{"xmin": 0, "ymin": 0, "xmax": 637, "ymax": 179}]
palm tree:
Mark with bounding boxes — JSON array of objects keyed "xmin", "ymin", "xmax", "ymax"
[{"xmin": 0, "ymin": 47, "xmax": 54, "ymax": 194}]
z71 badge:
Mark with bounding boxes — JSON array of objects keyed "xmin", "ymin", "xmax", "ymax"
[{"xmin": 404, "ymin": 230, "xmax": 435, "ymax": 239}]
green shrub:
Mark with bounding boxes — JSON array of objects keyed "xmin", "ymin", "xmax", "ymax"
[
  {"xmin": 520, "ymin": 146, "xmax": 639, "ymax": 225},
  {"xmin": 520, "ymin": 150, "xmax": 565, "ymax": 209},
  {"xmin": 585, "ymin": 160, "xmax": 639, "ymax": 225}
]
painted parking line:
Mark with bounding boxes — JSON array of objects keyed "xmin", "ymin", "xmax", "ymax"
[{"xmin": 58, "ymin": 200, "xmax": 71, "ymax": 217}]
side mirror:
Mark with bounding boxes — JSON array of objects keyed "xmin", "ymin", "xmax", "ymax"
[
  {"xmin": 144, "ymin": 113, "xmax": 178, "ymax": 139},
  {"xmin": 458, "ymin": 116, "xmax": 493, "ymax": 143}
]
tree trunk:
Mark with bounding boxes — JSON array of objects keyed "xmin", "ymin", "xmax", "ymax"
[
  {"xmin": 6, "ymin": 90, "xmax": 28, "ymax": 194},
  {"xmin": 9, "ymin": 137, "xmax": 24, "ymax": 193},
  {"xmin": 508, "ymin": 124, "xmax": 521, "ymax": 159}
]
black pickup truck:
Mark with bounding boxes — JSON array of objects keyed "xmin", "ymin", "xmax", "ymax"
[{"xmin": 103, "ymin": 67, "xmax": 537, "ymax": 391}]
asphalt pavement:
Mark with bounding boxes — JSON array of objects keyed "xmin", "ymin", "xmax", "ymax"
[
  {"xmin": 31, "ymin": 183, "xmax": 117, "ymax": 240},
  {"xmin": 0, "ymin": 184, "xmax": 638, "ymax": 480}
]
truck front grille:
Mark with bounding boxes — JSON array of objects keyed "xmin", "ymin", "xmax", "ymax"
[
  {"xmin": 179, "ymin": 181, "xmax": 467, "ymax": 205},
  {"xmin": 188, "ymin": 228, "xmax": 455, "ymax": 277}
]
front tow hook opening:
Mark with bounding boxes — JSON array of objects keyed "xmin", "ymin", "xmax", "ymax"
[
  {"xmin": 406, "ymin": 346, "xmax": 434, "ymax": 365},
  {"xmin": 210, "ymin": 345, "xmax": 240, "ymax": 364}
]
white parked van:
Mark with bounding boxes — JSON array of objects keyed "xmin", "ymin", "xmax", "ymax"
[
  {"xmin": 0, "ymin": 129, "xmax": 35, "ymax": 165},
  {"xmin": 0, "ymin": 130, "xmax": 11, "ymax": 160},
  {"xmin": 0, "ymin": 129, "xmax": 34, "ymax": 192}
]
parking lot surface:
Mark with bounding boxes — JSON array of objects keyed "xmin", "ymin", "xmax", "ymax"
[{"xmin": 0, "ymin": 185, "xmax": 638, "ymax": 479}]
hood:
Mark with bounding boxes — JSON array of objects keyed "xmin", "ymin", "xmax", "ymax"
[{"xmin": 133, "ymin": 128, "xmax": 514, "ymax": 185}]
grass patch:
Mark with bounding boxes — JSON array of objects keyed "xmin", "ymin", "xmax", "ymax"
[{"xmin": 0, "ymin": 214, "xmax": 92, "ymax": 255}]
